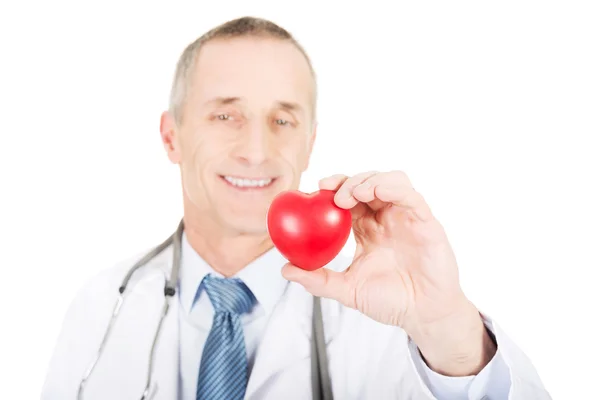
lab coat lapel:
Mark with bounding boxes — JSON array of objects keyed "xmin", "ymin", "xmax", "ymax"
[
  {"xmin": 104, "ymin": 247, "xmax": 179, "ymax": 400},
  {"xmin": 81, "ymin": 248, "xmax": 180, "ymax": 400},
  {"xmin": 147, "ymin": 247, "xmax": 180, "ymax": 400},
  {"xmin": 244, "ymin": 283, "xmax": 313, "ymax": 399},
  {"xmin": 148, "ymin": 282, "xmax": 180, "ymax": 399}
]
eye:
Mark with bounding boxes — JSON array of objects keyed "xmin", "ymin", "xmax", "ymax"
[
  {"xmin": 218, "ymin": 114, "xmax": 231, "ymax": 121},
  {"xmin": 276, "ymin": 118, "xmax": 290, "ymax": 126}
]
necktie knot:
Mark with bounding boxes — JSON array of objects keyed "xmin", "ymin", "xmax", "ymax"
[{"xmin": 202, "ymin": 274, "xmax": 255, "ymax": 315}]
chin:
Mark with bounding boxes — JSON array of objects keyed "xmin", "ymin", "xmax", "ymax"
[{"xmin": 216, "ymin": 199, "xmax": 271, "ymax": 234}]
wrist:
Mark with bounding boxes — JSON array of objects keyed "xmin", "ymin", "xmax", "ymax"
[{"xmin": 408, "ymin": 299, "xmax": 497, "ymax": 376}]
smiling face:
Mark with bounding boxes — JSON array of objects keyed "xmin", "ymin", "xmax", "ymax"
[{"xmin": 161, "ymin": 36, "xmax": 317, "ymax": 235}]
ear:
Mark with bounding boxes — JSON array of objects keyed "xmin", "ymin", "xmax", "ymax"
[
  {"xmin": 160, "ymin": 111, "xmax": 181, "ymax": 164},
  {"xmin": 302, "ymin": 121, "xmax": 318, "ymax": 171}
]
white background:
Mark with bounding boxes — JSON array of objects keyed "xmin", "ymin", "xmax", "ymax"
[{"xmin": 1, "ymin": 1, "xmax": 598, "ymax": 399}]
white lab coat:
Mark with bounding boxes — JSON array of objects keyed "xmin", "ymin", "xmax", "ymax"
[{"xmin": 42, "ymin": 244, "xmax": 551, "ymax": 399}]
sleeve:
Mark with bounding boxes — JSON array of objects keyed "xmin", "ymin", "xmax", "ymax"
[{"xmin": 407, "ymin": 312, "xmax": 552, "ymax": 399}]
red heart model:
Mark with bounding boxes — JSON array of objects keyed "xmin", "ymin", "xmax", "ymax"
[{"xmin": 267, "ymin": 189, "xmax": 352, "ymax": 271}]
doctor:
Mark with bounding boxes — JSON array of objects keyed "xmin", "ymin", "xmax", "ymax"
[{"xmin": 42, "ymin": 16, "xmax": 551, "ymax": 400}]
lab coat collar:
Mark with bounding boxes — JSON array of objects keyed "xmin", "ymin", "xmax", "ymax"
[
  {"xmin": 80, "ymin": 246, "xmax": 180, "ymax": 400},
  {"xmin": 178, "ymin": 231, "xmax": 289, "ymax": 317}
]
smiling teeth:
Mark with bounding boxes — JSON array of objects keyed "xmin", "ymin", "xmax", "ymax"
[{"xmin": 224, "ymin": 176, "xmax": 273, "ymax": 188}]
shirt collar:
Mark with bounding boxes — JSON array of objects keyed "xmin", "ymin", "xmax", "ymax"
[{"xmin": 178, "ymin": 231, "xmax": 289, "ymax": 316}]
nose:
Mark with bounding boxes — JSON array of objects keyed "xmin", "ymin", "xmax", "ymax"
[{"xmin": 232, "ymin": 120, "xmax": 274, "ymax": 166}]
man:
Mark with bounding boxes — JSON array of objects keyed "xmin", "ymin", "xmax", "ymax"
[{"xmin": 42, "ymin": 16, "xmax": 550, "ymax": 400}]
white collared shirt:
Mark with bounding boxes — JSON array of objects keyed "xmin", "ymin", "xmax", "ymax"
[
  {"xmin": 177, "ymin": 233, "xmax": 291, "ymax": 399},
  {"xmin": 177, "ymin": 232, "xmax": 510, "ymax": 399}
]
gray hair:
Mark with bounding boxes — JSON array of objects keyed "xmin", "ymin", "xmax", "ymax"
[{"xmin": 168, "ymin": 16, "xmax": 317, "ymax": 126}]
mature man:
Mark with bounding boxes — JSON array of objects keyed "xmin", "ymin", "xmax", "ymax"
[{"xmin": 42, "ymin": 16, "xmax": 550, "ymax": 400}]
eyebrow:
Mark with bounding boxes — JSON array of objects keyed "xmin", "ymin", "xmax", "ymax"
[
  {"xmin": 204, "ymin": 96, "xmax": 241, "ymax": 106},
  {"xmin": 204, "ymin": 97, "xmax": 306, "ymax": 116},
  {"xmin": 277, "ymin": 101, "xmax": 305, "ymax": 116}
]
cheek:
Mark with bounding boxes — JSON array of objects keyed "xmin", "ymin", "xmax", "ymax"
[
  {"xmin": 279, "ymin": 135, "xmax": 311, "ymax": 168},
  {"xmin": 180, "ymin": 135, "xmax": 220, "ymax": 199},
  {"xmin": 181, "ymin": 131, "xmax": 220, "ymax": 170}
]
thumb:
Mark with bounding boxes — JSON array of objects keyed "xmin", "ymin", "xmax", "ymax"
[{"xmin": 281, "ymin": 263, "xmax": 352, "ymax": 305}]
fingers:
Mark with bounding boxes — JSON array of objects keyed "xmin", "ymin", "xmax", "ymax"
[
  {"xmin": 355, "ymin": 172, "xmax": 433, "ymax": 221},
  {"xmin": 281, "ymin": 263, "xmax": 354, "ymax": 307},
  {"xmin": 318, "ymin": 174, "xmax": 349, "ymax": 191},
  {"xmin": 329, "ymin": 171, "xmax": 379, "ymax": 209},
  {"xmin": 320, "ymin": 170, "xmax": 433, "ymax": 221},
  {"xmin": 376, "ymin": 186, "xmax": 432, "ymax": 221},
  {"xmin": 351, "ymin": 172, "xmax": 403, "ymax": 208},
  {"xmin": 351, "ymin": 171, "xmax": 409, "ymax": 204}
]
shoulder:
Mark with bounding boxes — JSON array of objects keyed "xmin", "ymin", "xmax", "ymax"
[
  {"xmin": 71, "ymin": 244, "xmax": 173, "ymax": 309},
  {"xmin": 46, "ymin": 244, "xmax": 174, "ymax": 359},
  {"xmin": 41, "ymin": 246, "xmax": 170, "ymax": 398}
]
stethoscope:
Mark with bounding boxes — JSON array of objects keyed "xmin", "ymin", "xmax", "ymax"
[{"xmin": 77, "ymin": 219, "xmax": 334, "ymax": 400}]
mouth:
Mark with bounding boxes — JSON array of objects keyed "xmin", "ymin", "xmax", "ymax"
[{"xmin": 219, "ymin": 175, "xmax": 278, "ymax": 191}]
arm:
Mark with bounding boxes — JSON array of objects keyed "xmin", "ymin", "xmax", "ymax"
[
  {"xmin": 408, "ymin": 310, "xmax": 551, "ymax": 399},
  {"xmin": 283, "ymin": 170, "xmax": 551, "ymax": 399},
  {"xmin": 409, "ymin": 300, "xmax": 496, "ymax": 377}
]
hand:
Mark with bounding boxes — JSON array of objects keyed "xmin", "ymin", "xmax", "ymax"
[{"xmin": 282, "ymin": 170, "xmax": 496, "ymax": 376}]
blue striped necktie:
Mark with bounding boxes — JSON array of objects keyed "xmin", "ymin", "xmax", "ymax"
[{"xmin": 196, "ymin": 274, "xmax": 256, "ymax": 400}]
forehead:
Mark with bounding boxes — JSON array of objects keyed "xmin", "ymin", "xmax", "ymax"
[{"xmin": 190, "ymin": 37, "xmax": 314, "ymax": 112}]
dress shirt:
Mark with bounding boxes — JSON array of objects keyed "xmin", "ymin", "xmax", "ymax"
[{"xmin": 177, "ymin": 232, "xmax": 511, "ymax": 399}]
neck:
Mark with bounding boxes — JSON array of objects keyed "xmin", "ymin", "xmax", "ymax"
[{"xmin": 182, "ymin": 213, "xmax": 274, "ymax": 278}]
